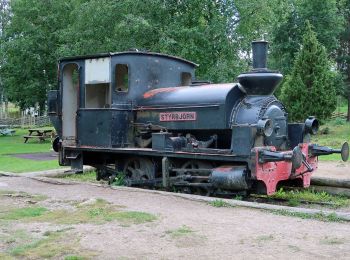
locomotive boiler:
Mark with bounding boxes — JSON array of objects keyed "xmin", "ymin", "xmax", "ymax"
[{"xmin": 48, "ymin": 41, "xmax": 349, "ymax": 195}]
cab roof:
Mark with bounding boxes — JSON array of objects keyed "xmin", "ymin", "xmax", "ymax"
[{"xmin": 59, "ymin": 51, "xmax": 198, "ymax": 67}]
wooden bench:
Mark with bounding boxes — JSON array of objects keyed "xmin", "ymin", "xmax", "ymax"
[{"xmin": 23, "ymin": 129, "xmax": 54, "ymax": 143}]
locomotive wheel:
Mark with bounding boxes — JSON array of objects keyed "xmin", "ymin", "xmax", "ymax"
[
  {"xmin": 180, "ymin": 160, "xmax": 213, "ymax": 196},
  {"xmin": 123, "ymin": 157, "xmax": 155, "ymax": 181}
]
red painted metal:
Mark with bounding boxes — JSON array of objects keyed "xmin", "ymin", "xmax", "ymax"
[
  {"xmin": 143, "ymin": 87, "xmax": 178, "ymax": 99},
  {"xmin": 159, "ymin": 112, "xmax": 197, "ymax": 122},
  {"xmin": 254, "ymin": 143, "xmax": 318, "ymax": 195}
]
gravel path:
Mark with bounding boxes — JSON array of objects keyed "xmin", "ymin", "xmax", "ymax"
[
  {"xmin": 314, "ymin": 161, "xmax": 350, "ymax": 180},
  {"xmin": 0, "ymin": 175, "xmax": 349, "ymax": 259}
]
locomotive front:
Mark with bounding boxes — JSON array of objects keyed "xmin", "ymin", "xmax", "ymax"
[
  {"xmin": 224, "ymin": 41, "xmax": 348, "ymax": 194},
  {"xmin": 136, "ymin": 41, "xmax": 349, "ymax": 195}
]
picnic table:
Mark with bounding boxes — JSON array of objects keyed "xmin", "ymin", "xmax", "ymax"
[
  {"xmin": 23, "ymin": 128, "xmax": 54, "ymax": 143},
  {"xmin": 0, "ymin": 125, "xmax": 16, "ymax": 136}
]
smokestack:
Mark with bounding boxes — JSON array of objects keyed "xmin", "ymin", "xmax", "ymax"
[
  {"xmin": 237, "ymin": 40, "xmax": 283, "ymax": 95},
  {"xmin": 252, "ymin": 41, "xmax": 268, "ymax": 69}
]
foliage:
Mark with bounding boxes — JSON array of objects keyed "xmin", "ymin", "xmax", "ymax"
[
  {"xmin": 280, "ymin": 22, "xmax": 337, "ymax": 122},
  {"xmin": 0, "ymin": 0, "xmax": 78, "ymax": 110},
  {"xmin": 270, "ymin": 0, "xmax": 344, "ymax": 75},
  {"xmin": 111, "ymin": 172, "xmax": 126, "ymax": 186},
  {"xmin": 0, "ymin": 0, "xmax": 348, "ymax": 120},
  {"xmin": 337, "ymin": 0, "xmax": 350, "ymax": 121},
  {"xmin": 58, "ymin": 0, "xmax": 242, "ymax": 83}
]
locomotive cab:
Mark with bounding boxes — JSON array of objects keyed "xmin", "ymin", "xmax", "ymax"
[{"xmin": 49, "ymin": 51, "xmax": 197, "ymax": 151}]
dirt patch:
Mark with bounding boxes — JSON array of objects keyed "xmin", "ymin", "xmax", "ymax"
[
  {"xmin": 9, "ymin": 152, "xmax": 57, "ymax": 161},
  {"xmin": 0, "ymin": 176, "xmax": 350, "ymax": 259},
  {"xmin": 315, "ymin": 161, "xmax": 350, "ymax": 179}
]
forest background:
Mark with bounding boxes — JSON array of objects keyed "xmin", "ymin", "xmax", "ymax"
[{"xmin": 0, "ymin": 0, "xmax": 349, "ymax": 121}]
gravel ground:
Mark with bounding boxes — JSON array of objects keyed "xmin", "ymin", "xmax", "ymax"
[
  {"xmin": 313, "ymin": 161, "xmax": 350, "ymax": 179},
  {"xmin": 0, "ymin": 175, "xmax": 349, "ymax": 259}
]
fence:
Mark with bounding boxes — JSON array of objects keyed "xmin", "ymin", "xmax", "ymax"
[
  {"xmin": 331, "ymin": 112, "xmax": 347, "ymax": 119},
  {"xmin": 0, "ymin": 115, "xmax": 51, "ymax": 128}
]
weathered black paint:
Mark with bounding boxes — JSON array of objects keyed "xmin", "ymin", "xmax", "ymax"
[{"xmin": 48, "ymin": 45, "xmax": 345, "ymax": 194}]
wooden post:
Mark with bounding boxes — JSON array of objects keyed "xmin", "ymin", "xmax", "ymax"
[
  {"xmin": 311, "ymin": 177, "xmax": 350, "ymax": 189},
  {"xmin": 162, "ymin": 157, "xmax": 170, "ymax": 188}
]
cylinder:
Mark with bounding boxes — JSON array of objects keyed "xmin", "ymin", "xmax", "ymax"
[
  {"xmin": 252, "ymin": 41, "xmax": 268, "ymax": 69},
  {"xmin": 210, "ymin": 166, "xmax": 248, "ymax": 190}
]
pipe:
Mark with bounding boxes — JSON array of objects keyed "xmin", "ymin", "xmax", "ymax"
[{"xmin": 252, "ymin": 41, "xmax": 268, "ymax": 69}]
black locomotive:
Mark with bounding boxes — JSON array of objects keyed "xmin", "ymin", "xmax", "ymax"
[{"xmin": 48, "ymin": 41, "xmax": 349, "ymax": 195}]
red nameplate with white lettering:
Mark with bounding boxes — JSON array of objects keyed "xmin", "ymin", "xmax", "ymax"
[{"xmin": 159, "ymin": 112, "xmax": 197, "ymax": 122}]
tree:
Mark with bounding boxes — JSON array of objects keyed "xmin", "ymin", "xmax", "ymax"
[
  {"xmin": 270, "ymin": 0, "xmax": 344, "ymax": 75},
  {"xmin": 337, "ymin": 0, "xmax": 350, "ymax": 121},
  {"xmin": 0, "ymin": 0, "xmax": 78, "ymax": 111},
  {"xmin": 58, "ymin": 0, "xmax": 242, "ymax": 83},
  {"xmin": 280, "ymin": 22, "xmax": 337, "ymax": 122},
  {"xmin": 0, "ymin": 0, "xmax": 292, "ymax": 110},
  {"xmin": 0, "ymin": 0, "xmax": 10, "ymax": 116}
]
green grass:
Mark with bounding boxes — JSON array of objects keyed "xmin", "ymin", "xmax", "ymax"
[
  {"xmin": 0, "ymin": 128, "xmax": 61, "ymax": 173},
  {"xmin": 271, "ymin": 188, "xmax": 349, "ymax": 208},
  {"xmin": 0, "ymin": 197, "xmax": 156, "ymax": 227},
  {"xmin": 7, "ymin": 229, "xmax": 95, "ymax": 259},
  {"xmin": 0, "ymin": 207, "xmax": 48, "ymax": 220},
  {"xmin": 112, "ymin": 211, "xmax": 157, "ymax": 225},
  {"xmin": 111, "ymin": 172, "xmax": 127, "ymax": 186},
  {"xmin": 272, "ymin": 209, "xmax": 342, "ymax": 222},
  {"xmin": 60, "ymin": 170, "xmax": 97, "ymax": 182},
  {"xmin": 34, "ymin": 198, "xmax": 157, "ymax": 225},
  {"xmin": 208, "ymin": 199, "xmax": 232, "ymax": 208},
  {"xmin": 165, "ymin": 225, "xmax": 194, "ymax": 238},
  {"xmin": 312, "ymin": 120, "xmax": 350, "ymax": 162}
]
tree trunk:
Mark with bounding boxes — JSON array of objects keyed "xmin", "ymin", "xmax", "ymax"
[
  {"xmin": 348, "ymin": 92, "xmax": 350, "ymax": 121},
  {"xmin": 4, "ymin": 100, "xmax": 8, "ymax": 119}
]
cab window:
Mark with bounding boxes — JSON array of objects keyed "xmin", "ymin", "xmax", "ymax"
[
  {"xmin": 115, "ymin": 64, "xmax": 129, "ymax": 92},
  {"xmin": 181, "ymin": 72, "xmax": 192, "ymax": 86}
]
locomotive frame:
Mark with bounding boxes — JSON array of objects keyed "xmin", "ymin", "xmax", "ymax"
[{"xmin": 48, "ymin": 41, "xmax": 349, "ymax": 196}]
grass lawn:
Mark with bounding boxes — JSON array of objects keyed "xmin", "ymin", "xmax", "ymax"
[
  {"xmin": 0, "ymin": 128, "xmax": 61, "ymax": 173},
  {"xmin": 312, "ymin": 119, "xmax": 350, "ymax": 162}
]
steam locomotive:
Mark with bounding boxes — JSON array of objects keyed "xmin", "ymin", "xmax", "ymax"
[{"xmin": 48, "ymin": 41, "xmax": 349, "ymax": 195}]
